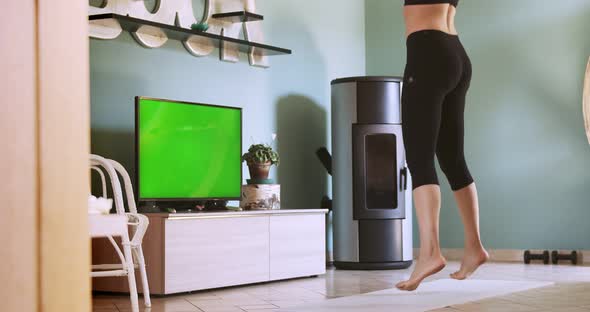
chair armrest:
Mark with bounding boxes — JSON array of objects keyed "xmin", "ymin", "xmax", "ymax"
[{"xmin": 126, "ymin": 213, "xmax": 149, "ymax": 247}]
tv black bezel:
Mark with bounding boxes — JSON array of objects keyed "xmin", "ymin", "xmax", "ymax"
[{"xmin": 135, "ymin": 96, "xmax": 243, "ymax": 203}]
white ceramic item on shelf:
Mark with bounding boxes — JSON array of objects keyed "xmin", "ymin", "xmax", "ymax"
[
  {"xmin": 88, "ymin": 0, "xmax": 270, "ymax": 67},
  {"xmin": 88, "ymin": 195, "xmax": 113, "ymax": 215}
]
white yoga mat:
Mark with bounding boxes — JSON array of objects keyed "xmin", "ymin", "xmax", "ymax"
[{"xmin": 280, "ymin": 279, "xmax": 554, "ymax": 312}]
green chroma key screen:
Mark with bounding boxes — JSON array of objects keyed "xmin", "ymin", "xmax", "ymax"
[{"xmin": 136, "ymin": 97, "xmax": 242, "ymax": 200}]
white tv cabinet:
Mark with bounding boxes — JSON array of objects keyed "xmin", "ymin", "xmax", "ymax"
[{"xmin": 92, "ymin": 209, "xmax": 328, "ymax": 295}]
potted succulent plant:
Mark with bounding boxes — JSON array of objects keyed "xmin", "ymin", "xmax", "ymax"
[{"xmin": 242, "ymin": 144, "xmax": 280, "ymax": 180}]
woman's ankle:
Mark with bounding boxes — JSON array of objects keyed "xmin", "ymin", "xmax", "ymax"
[
  {"xmin": 463, "ymin": 239, "xmax": 484, "ymax": 251},
  {"xmin": 418, "ymin": 247, "xmax": 444, "ymax": 259}
]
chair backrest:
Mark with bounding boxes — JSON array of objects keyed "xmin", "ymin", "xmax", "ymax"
[
  {"xmin": 110, "ymin": 159, "xmax": 138, "ymax": 214},
  {"xmin": 90, "ymin": 154, "xmax": 137, "ymax": 214},
  {"xmin": 91, "ymin": 166, "xmax": 107, "ymax": 197}
]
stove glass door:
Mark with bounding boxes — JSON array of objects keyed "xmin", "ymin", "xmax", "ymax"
[{"xmin": 365, "ymin": 133, "xmax": 398, "ymax": 209}]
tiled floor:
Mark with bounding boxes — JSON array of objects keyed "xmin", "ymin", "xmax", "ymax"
[
  {"xmin": 93, "ymin": 261, "xmax": 590, "ymax": 312},
  {"xmin": 431, "ymin": 282, "xmax": 590, "ymax": 311}
]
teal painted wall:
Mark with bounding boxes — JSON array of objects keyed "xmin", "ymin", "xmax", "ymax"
[
  {"xmin": 365, "ymin": 0, "xmax": 590, "ymax": 249},
  {"xmin": 91, "ymin": 0, "xmax": 366, "ymax": 212},
  {"xmin": 91, "ymin": 1, "xmax": 365, "ymax": 258}
]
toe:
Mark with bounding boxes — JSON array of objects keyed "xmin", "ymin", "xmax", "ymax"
[
  {"xmin": 404, "ymin": 282, "xmax": 418, "ymax": 291},
  {"xmin": 397, "ymin": 280, "xmax": 419, "ymax": 291},
  {"xmin": 452, "ymin": 271, "xmax": 467, "ymax": 280}
]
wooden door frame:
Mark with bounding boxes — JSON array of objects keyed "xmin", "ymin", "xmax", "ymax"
[
  {"xmin": 1, "ymin": 1, "xmax": 91, "ymax": 311},
  {"xmin": 0, "ymin": 2, "xmax": 38, "ymax": 311}
]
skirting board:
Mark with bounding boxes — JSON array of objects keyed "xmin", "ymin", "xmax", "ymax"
[
  {"xmin": 324, "ymin": 249, "xmax": 588, "ymax": 267},
  {"xmin": 413, "ymin": 248, "xmax": 590, "ymax": 266}
]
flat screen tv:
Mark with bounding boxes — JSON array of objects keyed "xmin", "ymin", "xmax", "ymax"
[{"xmin": 135, "ymin": 97, "xmax": 242, "ymax": 203}]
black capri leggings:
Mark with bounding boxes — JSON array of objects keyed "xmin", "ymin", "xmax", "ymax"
[{"xmin": 401, "ymin": 30, "xmax": 474, "ymax": 191}]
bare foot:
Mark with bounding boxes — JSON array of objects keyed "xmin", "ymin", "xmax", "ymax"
[
  {"xmin": 396, "ymin": 255, "xmax": 446, "ymax": 291},
  {"xmin": 450, "ymin": 246, "xmax": 489, "ymax": 280}
]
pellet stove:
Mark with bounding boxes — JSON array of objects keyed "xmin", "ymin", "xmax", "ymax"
[{"xmin": 331, "ymin": 76, "xmax": 413, "ymax": 269}]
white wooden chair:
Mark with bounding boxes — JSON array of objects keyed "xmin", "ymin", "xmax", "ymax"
[{"xmin": 90, "ymin": 154, "xmax": 151, "ymax": 312}]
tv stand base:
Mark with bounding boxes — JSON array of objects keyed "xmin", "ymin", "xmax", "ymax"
[{"xmin": 92, "ymin": 209, "xmax": 328, "ymax": 295}]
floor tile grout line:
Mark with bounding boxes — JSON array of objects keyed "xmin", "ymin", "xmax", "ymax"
[{"xmin": 184, "ymin": 297, "xmax": 206, "ymax": 312}]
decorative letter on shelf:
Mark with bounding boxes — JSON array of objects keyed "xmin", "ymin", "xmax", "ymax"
[{"xmin": 89, "ymin": 0, "xmax": 270, "ymax": 68}]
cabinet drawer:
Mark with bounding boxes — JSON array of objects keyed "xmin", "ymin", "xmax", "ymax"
[
  {"xmin": 269, "ymin": 214, "xmax": 326, "ymax": 280},
  {"xmin": 165, "ymin": 216, "xmax": 270, "ymax": 293}
]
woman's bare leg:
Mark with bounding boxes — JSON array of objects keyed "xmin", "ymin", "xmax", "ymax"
[
  {"xmin": 396, "ymin": 184, "xmax": 446, "ymax": 291},
  {"xmin": 450, "ymin": 183, "xmax": 489, "ymax": 280}
]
